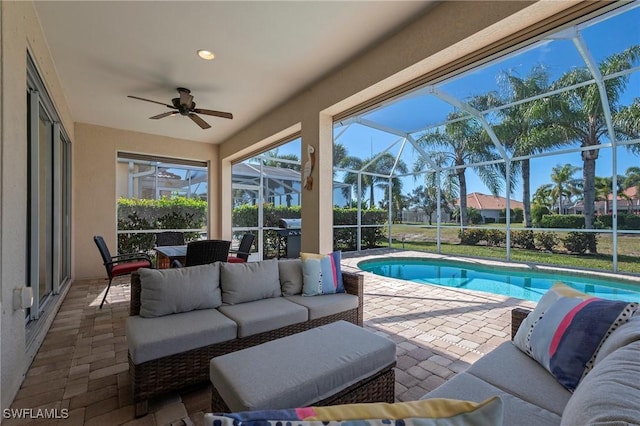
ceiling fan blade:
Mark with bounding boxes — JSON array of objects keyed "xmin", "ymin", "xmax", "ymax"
[
  {"xmin": 189, "ymin": 113, "xmax": 211, "ymax": 129},
  {"xmin": 128, "ymin": 95, "xmax": 174, "ymax": 108},
  {"xmin": 193, "ymin": 108, "xmax": 233, "ymax": 120},
  {"xmin": 149, "ymin": 111, "xmax": 177, "ymax": 120}
]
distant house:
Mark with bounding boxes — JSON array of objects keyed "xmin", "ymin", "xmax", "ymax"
[
  {"xmin": 458, "ymin": 192, "xmax": 524, "ymax": 223},
  {"xmin": 570, "ymin": 186, "xmax": 640, "ymax": 215}
]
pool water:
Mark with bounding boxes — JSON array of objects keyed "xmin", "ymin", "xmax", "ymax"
[{"xmin": 358, "ymin": 258, "xmax": 640, "ymax": 303}]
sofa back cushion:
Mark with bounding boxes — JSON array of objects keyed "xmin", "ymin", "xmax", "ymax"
[
  {"xmin": 513, "ymin": 282, "xmax": 638, "ymax": 392},
  {"xmin": 593, "ymin": 312, "xmax": 640, "ymax": 366},
  {"xmin": 138, "ymin": 263, "xmax": 221, "ymax": 318},
  {"xmin": 220, "ymin": 259, "xmax": 281, "ymax": 304},
  {"xmin": 560, "ymin": 340, "xmax": 640, "ymax": 425},
  {"xmin": 279, "ymin": 259, "xmax": 303, "ymax": 296}
]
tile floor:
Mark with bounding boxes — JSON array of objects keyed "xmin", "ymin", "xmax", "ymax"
[{"xmin": 6, "ymin": 249, "xmax": 536, "ymax": 425}]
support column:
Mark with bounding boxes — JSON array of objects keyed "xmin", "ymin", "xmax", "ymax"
[{"xmin": 301, "ymin": 112, "xmax": 334, "ymax": 254}]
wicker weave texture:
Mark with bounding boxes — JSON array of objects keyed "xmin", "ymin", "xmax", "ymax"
[
  {"xmin": 511, "ymin": 307, "xmax": 531, "ymax": 339},
  {"xmin": 211, "ymin": 363, "xmax": 396, "ymax": 412}
]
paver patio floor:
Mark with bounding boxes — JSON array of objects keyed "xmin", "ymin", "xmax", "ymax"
[{"xmin": 7, "ymin": 249, "xmax": 536, "ymax": 425}]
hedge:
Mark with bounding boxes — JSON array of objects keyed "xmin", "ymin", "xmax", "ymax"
[
  {"xmin": 117, "ymin": 197, "xmax": 207, "ymax": 253},
  {"xmin": 540, "ymin": 214, "xmax": 585, "ymax": 229},
  {"xmin": 595, "ymin": 214, "xmax": 640, "ymax": 230},
  {"xmin": 231, "ymin": 204, "xmax": 388, "ymax": 256}
]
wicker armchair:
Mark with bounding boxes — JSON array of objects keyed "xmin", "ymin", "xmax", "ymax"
[
  {"xmin": 227, "ymin": 233, "xmax": 255, "ymax": 263},
  {"xmin": 172, "ymin": 239, "xmax": 231, "ymax": 268}
]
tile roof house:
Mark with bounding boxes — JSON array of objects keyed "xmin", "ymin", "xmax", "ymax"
[{"xmin": 459, "ymin": 193, "xmax": 525, "ymax": 223}]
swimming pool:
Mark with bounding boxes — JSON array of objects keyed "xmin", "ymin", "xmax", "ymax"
[{"xmin": 358, "ymin": 258, "xmax": 640, "ymax": 303}]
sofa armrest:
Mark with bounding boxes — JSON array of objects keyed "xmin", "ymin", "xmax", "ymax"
[
  {"xmin": 511, "ymin": 307, "xmax": 531, "ymax": 339},
  {"xmin": 342, "ymin": 271, "xmax": 364, "ymax": 326},
  {"xmin": 130, "ymin": 271, "xmax": 142, "ymax": 316}
]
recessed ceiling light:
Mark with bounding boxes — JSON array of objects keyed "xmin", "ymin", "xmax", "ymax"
[{"xmin": 197, "ymin": 50, "xmax": 215, "ymax": 61}]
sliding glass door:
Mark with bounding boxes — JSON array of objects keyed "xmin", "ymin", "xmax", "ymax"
[{"xmin": 27, "ymin": 55, "xmax": 71, "ymax": 321}]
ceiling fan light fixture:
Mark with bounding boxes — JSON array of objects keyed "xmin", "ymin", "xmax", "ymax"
[{"xmin": 197, "ymin": 49, "xmax": 215, "ymax": 60}]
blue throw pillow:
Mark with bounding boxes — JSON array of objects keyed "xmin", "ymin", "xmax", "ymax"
[
  {"xmin": 300, "ymin": 251, "xmax": 344, "ymax": 296},
  {"xmin": 513, "ymin": 282, "xmax": 639, "ymax": 391}
]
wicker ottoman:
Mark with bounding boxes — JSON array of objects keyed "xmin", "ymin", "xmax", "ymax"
[{"xmin": 209, "ymin": 320, "xmax": 396, "ymax": 412}]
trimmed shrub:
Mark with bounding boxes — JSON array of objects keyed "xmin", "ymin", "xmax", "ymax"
[
  {"xmin": 459, "ymin": 229, "xmax": 486, "ymax": 245},
  {"xmin": 534, "ymin": 231, "xmax": 558, "ymax": 252},
  {"xmin": 532, "ymin": 204, "xmax": 550, "ymax": 227},
  {"xmin": 117, "ymin": 197, "xmax": 207, "ymax": 253},
  {"xmin": 485, "ymin": 230, "xmax": 506, "ymax": 247},
  {"xmin": 511, "ymin": 230, "xmax": 535, "ymax": 250},
  {"xmin": 561, "ymin": 232, "xmax": 598, "ymax": 254},
  {"xmin": 624, "ymin": 214, "xmax": 640, "ymax": 230},
  {"xmin": 540, "ymin": 214, "xmax": 585, "ymax": 229}
]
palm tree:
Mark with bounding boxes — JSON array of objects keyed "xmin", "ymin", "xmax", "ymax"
[
  {"xmin": 596, "ymin": 175, "xmax": 632, "ymax": 215},
  {"xmin": 495, "ymin": 66, "xmax": 571, "ymax": 227},
  {"xmin": 412, "ymin": 151, "xmax": 458, "ymax": 224},
  {"xmin": 624, "ymin": 166, "xmax": 640, "ymax": 189},
  {"xmin": 550, "ymin": 164, "xmax": 581, "ymax": 214},
  {"xmin": 339, "ymin": 152, "xmax": 407, "ymax": 209},
  {"xmin": 415, "ymin": 111, "xmax": 503, "ymax": 226},
  {"xmin": 544, "ymin": 46, "xmax": 640, "ymax": 228}
]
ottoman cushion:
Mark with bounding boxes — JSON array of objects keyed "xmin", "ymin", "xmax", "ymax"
[{"xmin": 209, "ymin": 320, "xmax": 396, "ymax": 411}]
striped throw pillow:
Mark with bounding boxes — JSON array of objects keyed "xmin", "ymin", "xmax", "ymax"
[{"xmin": 513, "ymin": 282, "xmax": 638, "ymax": 391}]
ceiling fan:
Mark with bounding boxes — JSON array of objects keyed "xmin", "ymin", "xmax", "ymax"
[{"xmin": 127, "ymin": 87, "xmax": 233, "ymax": 129}]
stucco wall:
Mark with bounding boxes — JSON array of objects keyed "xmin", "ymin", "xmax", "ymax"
[
  {"xmin": 0, "ymin": 0, "xmax": 74, "ymax": 410},
  {"xmin": 73, "ymin": 123, "xmax": 220, "ymax": 280}
]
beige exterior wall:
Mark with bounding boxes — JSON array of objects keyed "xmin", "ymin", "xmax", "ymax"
[
  {"xmin": 0, "ymin": 0, "xmax": 75, "ymax": 409},
  {"xmin": 218, "ymin": 0, "xmax": 575, "ymax": 254},
  {"xmin": 74, "ymin": 123, "xmax": 219, "ymax": 280}
]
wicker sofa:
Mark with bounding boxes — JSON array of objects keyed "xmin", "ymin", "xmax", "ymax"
[
  {"xmin": 126, "ymin": 259, "xmax": 364, "ymax": 417},
  {"xmin": 423, "ymin": 306, "xmax": 640, "ymax": 425}
]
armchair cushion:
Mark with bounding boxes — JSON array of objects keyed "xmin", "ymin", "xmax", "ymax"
[
  {"xmin": 138, "ymin": 263, "xmax": 222, "ymax": 318},
  {"xmin": 220, "ymin": 259, "xmax": 281, "ymax": 305}
]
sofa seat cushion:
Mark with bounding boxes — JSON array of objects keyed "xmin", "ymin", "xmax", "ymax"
[
  {"xmin": 210, "ymin": 321, "xmax": 396, "ymax": 411},
  {"xmin": 423, "ymin": 371, "xmax": 561, "ymax": 426},
  {"xmin": 286, "ymin": 294, "xmax": 358, "ymax": 320},
  {"xmin": 218, "ymin": 298, "xmax": 308, "ymax": 338},
  {"xmin": 126, "ymin": 309, "xmax": 237, "ymax": 364},
  {"xmin": 467, "ymin": 342, "xmax": 571, "ymax": 415},
  {"xmin": 561, "ymin": 340, "xmax": 640, "ymax": 426}
]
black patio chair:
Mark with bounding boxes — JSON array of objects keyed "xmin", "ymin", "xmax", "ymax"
[
  {"xmin": 172, "ymin": 239, "xmax": 231, "ymax": 268},
  {"xmin": 93, "ymin": 235, "xmax": 152, "ymax": 309},
  {"xmin": 155, "ymin": 231, "xmax": 185, "ymax": 247},
  {"xmin": 227, "ymin": 233, "xmax": 255, "ymax": 263}
]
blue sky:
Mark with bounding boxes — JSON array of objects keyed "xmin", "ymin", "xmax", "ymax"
[{"xmin": 274, "ymin": 3, "xmax": 640, "ymax": 204}]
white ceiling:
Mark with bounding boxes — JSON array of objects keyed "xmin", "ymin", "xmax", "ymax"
[{"xmin": 34, "ymin": 1, "xmax": 434, "ymax": 144}]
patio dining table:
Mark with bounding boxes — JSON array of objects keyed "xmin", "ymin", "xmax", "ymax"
[{"xmin": 155, "ymin": 245, "xmax": 186, "ymax": 269}]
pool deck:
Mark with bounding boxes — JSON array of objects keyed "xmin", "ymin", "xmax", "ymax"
[{"xmin": 11, "ymin": 249, "xmax": 618, "ymax": 425}]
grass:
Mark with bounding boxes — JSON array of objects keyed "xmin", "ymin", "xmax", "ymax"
[{"xmin": 387, "ymin": 224, "xmax": 640, "ymax": 275}]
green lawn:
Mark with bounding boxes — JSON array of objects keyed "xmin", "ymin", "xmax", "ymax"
[{"xmin": 386, "ymin": 223, "xmax": 640, "ymax": 275}]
